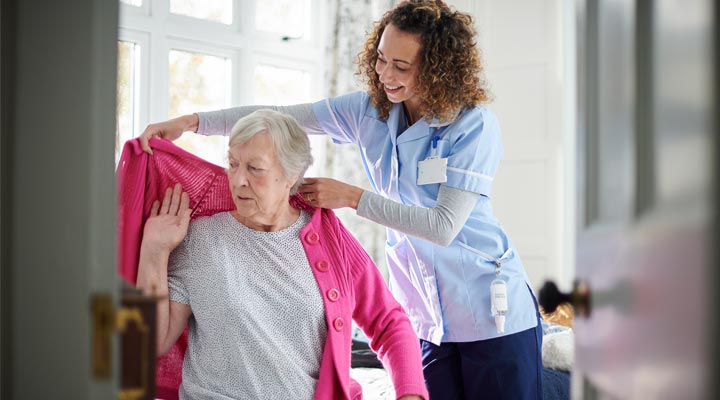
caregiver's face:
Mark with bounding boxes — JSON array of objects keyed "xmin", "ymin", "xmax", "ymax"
[{"xmin": 375, "ymin": 23, "xmax": 422, "ymax": 107}]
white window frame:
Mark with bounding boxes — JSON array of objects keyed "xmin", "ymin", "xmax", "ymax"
[
  {"xmin": 118, "ymin": 0, "xmax": 327, "ymax": 132},
  {"xmin": 164, "ymin": 40, "xmax": 236, "ymax": 117},
  {"xmin": 117, "ymin": 29, "xmax": 150, "ymax": 140}
]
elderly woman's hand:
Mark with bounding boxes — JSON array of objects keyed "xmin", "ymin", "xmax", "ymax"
[
  {"xmin": 141, "ymin": 183, "xmax": 192, "ymax": 256},
  {"xmin": 138, "ymin": 114, "xmax": 199, "ymax": 154},
  {"xmin": 298, "ymin": 177, "xmax": 365, "ymax": 210}
]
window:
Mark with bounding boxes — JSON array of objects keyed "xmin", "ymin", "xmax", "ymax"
[
  {"xmin": 117, "ymin": 0, "xmax": 325, "ymax": 167},
  {"xmin": 168, "ymin": 50, "xmax": 231, "ymax": 117},
  {"xmin": 256, "ymin": 0, "xmax": 309, "ymax": 38},
  {"xmin": 170, "ymin": 0, "xmax": 233, "ymax": 25},
  {"xmin": 116, "ymin": 40, "xmax": 140, "ymax": 162},
  {"xmin": 254, "ymin": 64, "xmax": 311, "ymax": 105}
]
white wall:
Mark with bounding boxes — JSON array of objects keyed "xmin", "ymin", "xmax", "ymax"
[{"xmin": 448, "ymin": 0, "xmax": 574, "ymax": 289}]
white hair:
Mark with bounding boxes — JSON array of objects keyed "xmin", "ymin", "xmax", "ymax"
[{"xmin": 228, "ymin": 109, "xmax": 313, "ymax": 194}]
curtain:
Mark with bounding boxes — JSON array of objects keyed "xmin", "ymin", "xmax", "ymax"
[{"xmin": 321, "ymin": 0, "xmax": 397, "ymax": 279}]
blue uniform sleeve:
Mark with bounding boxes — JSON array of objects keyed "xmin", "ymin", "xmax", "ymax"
[
  {"xmin": 311, "ymin": 91, "xmax": 371, "ymax": 145},
  {"xmin": 444, "ymin": 107, "xmax": 504, "ymax": 197}
]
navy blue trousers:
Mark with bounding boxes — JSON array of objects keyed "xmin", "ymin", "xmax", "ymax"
[{"xmin": 420, "ymin": 321, "xmax": 543, "ymax": 399}]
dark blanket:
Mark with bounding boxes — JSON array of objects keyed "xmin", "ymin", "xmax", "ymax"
[
  {"xmin": 542, "ymin": 368, "xmax": 570, "ymax": 400},
  {"xmin": 351, "ymin": 339, "xmax": 383, "ymax": 368}
]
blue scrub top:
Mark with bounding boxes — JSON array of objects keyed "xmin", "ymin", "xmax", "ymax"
[{"xmin": 312, "ymin": 91, "xmax": 538, "ymax": 344}]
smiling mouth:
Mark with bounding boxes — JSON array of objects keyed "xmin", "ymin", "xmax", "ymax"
[{"xmin": 384, "ymin": 84, "xmax": 401, "ymax": 91}]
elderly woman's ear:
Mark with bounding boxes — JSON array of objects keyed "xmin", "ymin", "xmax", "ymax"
[{"xmin": 288, "ymin": 175, "xmax": 300, "ymax": 191}]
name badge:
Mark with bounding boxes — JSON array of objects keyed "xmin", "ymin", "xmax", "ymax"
[{"xmin": 417, "ymin": 157, "xmax": 448, "ymax": 185}]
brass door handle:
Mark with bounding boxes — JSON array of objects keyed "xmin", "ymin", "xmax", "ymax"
[
  {"xmin": 91, "ymin": 293, "xmax": 114, "ymax": 379},
  {"xmin": 116, "ymin": 308, "xmax": 150, "ymax": 400},
  {"xmin": 91, "ymin": 293, "xmax": 152, "ymax": 400}
]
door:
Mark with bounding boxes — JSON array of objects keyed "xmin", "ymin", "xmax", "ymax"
[
  {"xmin": 573, "ymin": 0, "xmax": 717, "ymax": 399},
  {"xmin": 0, "ymin": 0, "xmax": 119, "ymax": 398}
]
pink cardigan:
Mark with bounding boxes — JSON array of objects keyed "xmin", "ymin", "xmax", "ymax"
[{"xmin": 117, "ymin": 138, "xmax": 428, "ymax": 400}]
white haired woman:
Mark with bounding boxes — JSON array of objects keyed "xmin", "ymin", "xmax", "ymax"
[{"xmin": 136, "ymin": 110, "xmax": 427, "ymax": 400}]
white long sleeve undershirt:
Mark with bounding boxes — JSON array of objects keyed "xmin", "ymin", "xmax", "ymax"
[{"xmin": 357, "ymin": 186, "xmax": 478, "ymax": 246}]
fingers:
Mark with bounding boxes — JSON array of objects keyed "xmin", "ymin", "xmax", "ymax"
[
  {"xmin": 301, "ymin": 177, "xmax": 317, "ymax": 185},
  {"xmin": 300, "ymin": 189, "xmax": 315, "ymax": 203},
  {"xmin": 156, "ymin": 184, "xmax": 189, "ymax": 218},
  {"xmin": 160, "ymin": 187, "xmax": 172, "ymax": 215},
  {"xmin": 179, "ymin": 190, "xmax": 190, "ymax": 212},
  {"xmin": 298, "ymin": 179, "xmax": 316, "ymax": 202},
  {"xmin": 167, "ymin": 183, "xmax": 182, "ymax": 215},
  {"xmin": 150, "ymin": 200, "xmax": 160, "ymax": 216},
  {"xmin": 179, "ymin": 192, "xmax": 192, "ymax": 223},
  {"xmin": 139, "ymin": 126, "xmax": 157, "ymax": 155},
  {"xmin": 139, "ymin": 135, "xmax": 153, "ymax": 155}
]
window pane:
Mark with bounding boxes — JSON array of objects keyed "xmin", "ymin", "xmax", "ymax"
[
  {"xmin": 116, "ymin": 40, "xmax": 140, "ymax": 163},
  {"xmin": 169, "ymin": 49, "xmax": 231, "ymax": 166},
  {"xmin": 170, "ymin": 0, "xmax": 232, "ymax": 25},
  {"xmin": 254, "ymin": 63, "xmax": 326, "ymax": 177},
  {"xmin": 254, "ymin": 64, "xmax": 310, "ymax": 105},
  {"xmin": 169, "ymin": 50, "xmax": 231, "ymax": 116},
  {"xmin": 256, "ymin": 0, "xmax": 308, "ymax": 38},
  {"xmin": 120, "ymin": 0, "xmax": 142, "ymax": 6}
]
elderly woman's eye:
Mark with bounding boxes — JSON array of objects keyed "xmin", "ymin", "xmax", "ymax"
[{"xmin": 228, "ymin": 162, "xmax": 238, "ymax": 169}]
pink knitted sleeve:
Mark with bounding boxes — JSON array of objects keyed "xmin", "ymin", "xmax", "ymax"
[
  {"xmin": 342, "ymin": 227, "xmax": 429, "ymax": 400},
  {"xmin": 117, "ymin": 138, "xmax": 235, "ymax": 399}
]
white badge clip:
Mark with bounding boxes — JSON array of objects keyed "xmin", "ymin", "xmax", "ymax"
[
  {"xmin": 490, "ymin": 260, "xmax": 509, "ymax": 333},
  {"xmin": 417, "ymin": 136, "xmax": 448, "ymax": 185}
]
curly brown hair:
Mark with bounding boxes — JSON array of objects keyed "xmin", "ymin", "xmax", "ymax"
[{"xmin": 356, "ymin": 0, "xmax": 490, "ymax": 122}]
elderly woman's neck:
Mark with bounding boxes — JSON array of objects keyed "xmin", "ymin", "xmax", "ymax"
[{"xmin": 232, "ymin": 203, "xmax": 301, "ymax": 232}]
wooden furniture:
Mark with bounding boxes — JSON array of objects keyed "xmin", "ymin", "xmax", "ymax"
[{"xmin": 119, "ymin": 283, "xmax": 158, "ymax": 400}]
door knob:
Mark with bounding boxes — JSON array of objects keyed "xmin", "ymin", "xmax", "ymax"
[{"xmin": 539, "ymin": 280, "xmax": 592, "ymax": 318}]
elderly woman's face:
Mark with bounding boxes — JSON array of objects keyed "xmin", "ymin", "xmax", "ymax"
[{"xmin": 227, "ymin": 131, "xmax": 297, "ymax": 227}]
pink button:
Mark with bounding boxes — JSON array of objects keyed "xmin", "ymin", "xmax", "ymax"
[
  {"xmin": 316, "ymin": 260, "xmax": 330, "ymax": 272},
  {"xmin": 327, "ymin": 288, "xmax": 340, "ymax": 302},
  {"xmin": 305, "ymin": 231, "xmax": 320, "ymax": 244},
  {"xmin": 333, "ymin": 317, "xmax": 344, "ymax": 332}
]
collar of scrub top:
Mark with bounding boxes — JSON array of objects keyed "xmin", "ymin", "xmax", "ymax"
[
  {"xmin": 395, "ymin": 107, "xmax": 463, "ymax": 145},
  {"xmin": 427, "ymin": 107, "xmax": 463, "ymax": 128}
]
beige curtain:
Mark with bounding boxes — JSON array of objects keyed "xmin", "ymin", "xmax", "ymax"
[{"xmin": 321, "ymin": 0, "xmax": 397, "ymax": 278}]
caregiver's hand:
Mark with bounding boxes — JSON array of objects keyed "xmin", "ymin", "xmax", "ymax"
[
  {"xmin": 138, "ymin": 113, "xmax": 199, "ymax": 155},
  {"xmin": 298, "ymin": 177, "xmax": 364, "ymax": 210}
]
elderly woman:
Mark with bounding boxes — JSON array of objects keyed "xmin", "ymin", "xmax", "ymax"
[{"xmin": 135, "ymin": 110, "xmax": 427, "ymax": 400}]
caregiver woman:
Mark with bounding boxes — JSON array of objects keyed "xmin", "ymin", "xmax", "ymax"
[{"xmin": 139, "ymin": 1, "xmax": 542, "ymax": 399}]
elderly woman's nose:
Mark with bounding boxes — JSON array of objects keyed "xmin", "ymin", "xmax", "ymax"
[{"xmin": 231, "ymin": 169, "xmax": 249, "ymax": 186}]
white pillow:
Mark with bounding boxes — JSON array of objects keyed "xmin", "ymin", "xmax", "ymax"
[{"xmin": 542, "ymin": 329, "xmax": 574, "ymax": 371}]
